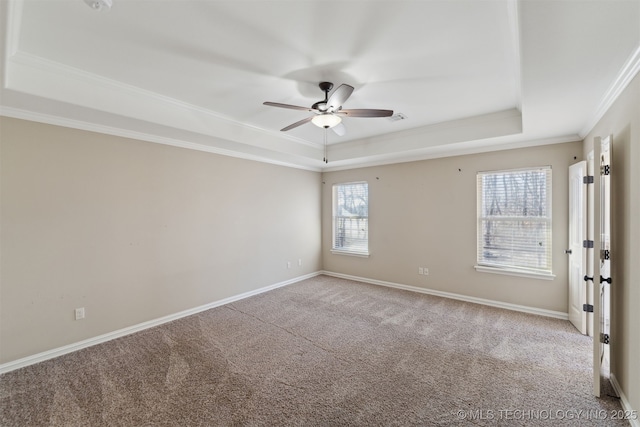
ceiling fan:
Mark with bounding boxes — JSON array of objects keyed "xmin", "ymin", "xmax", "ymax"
[{"xmin": 263, "ymin": 82, "xmax": 393, "ymax": 136}]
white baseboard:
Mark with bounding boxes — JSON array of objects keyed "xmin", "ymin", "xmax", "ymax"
[
  {"xmin": 610, "ymin": 373, "xmax": 640, "ymax": 427},
  {"xmin": 321, "ymin": 271, "xmax": 569, "ymax": 320},
  {"xmin": 0, "ymin": 272, "xmax": 321, "ymax": 375}
]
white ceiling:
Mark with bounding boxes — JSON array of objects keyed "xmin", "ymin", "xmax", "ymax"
[{"xmin": 1, "ymin": 0, "xmax": 639, "ymax": 171}]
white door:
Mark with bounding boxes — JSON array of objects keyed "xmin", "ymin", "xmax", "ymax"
[
  {"xmin": 568, "ymin": 161, "xmax": 587, "ymax": 334},
  {"xmin": 586, "ymin": 151, "xmax": 595, "ymax": 337},
  {"xmin": 592, "ymin": 135, "xmax": 612, "ymax": 397}
]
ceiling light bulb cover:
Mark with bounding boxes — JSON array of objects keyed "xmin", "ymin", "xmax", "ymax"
[{"xmin": 312, "ymin": 114, "xmax": 342, "ymax": 129}]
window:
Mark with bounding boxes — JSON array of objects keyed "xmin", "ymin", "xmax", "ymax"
[
  {"xmin": 332, "ymin": 181, "xmax": 369, "ymax": 256},
  {"xmin": 476, "ymin": 167, "xmax": 552, "ymax": 277}
]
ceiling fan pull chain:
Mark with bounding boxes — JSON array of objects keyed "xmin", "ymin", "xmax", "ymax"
[{"xmin": 323, "ymin": 128, "xmax": 328, "ymax": 163}]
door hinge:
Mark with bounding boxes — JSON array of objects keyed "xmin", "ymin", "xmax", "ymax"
[
  {"xmin": 583, "ymin": 275, "xmax": 594, "ymax": 282},
  {"xmin": 583, "ymin": 304, "xmax": 594, "ymax": 313},
  {"xmin": 601, "ymin": 165, "xmax": 610, "ymax": 176},
  {"xmin": 583, "ymin": 175, "xmax": 594, "ymax": 184},
  {"xmin": 583, "ymin": 240, "xmax": 594, "ymax": 249},
  {"xmin": 600, "ymin": 333, "xmax": 610, "ymax": 344},
  {"xmin": 601, "ymin": 249, "xmax": 610, "ymax": 260}
]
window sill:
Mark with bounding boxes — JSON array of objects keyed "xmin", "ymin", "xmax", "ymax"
[
  {"xmin": 331, "ymin": 249, "xmax": 370, "ymax": 258},
  {"xmin": 474, "ymin": 265, "xmax": 555, "ymax": 281}
]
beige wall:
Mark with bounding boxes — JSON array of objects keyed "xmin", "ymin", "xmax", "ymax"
[
  {"xmin": 322, "ymin": 141, "xmax": 583, "ymax": 313},
  {"xmin": 2, "ymin": 82, "xmax": 637, "ymax": 410},
  {"xmin": 0, "ymin": 117, "xmax": 322, "ymax": 364},
  {"xmin": 583, "ymin": 73, "xmax": 639, "ymax": 414}
]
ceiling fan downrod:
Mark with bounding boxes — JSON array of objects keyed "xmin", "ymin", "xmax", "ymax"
[{"xmin": 312, "ymin": 82, "xmax": 333, "ymax": 111}]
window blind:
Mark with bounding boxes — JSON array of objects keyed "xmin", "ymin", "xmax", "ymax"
[
  {"xmin": 333, "ymin": 182, "xmax": 369, "ymax": 254},
  {"xmin": 477, "ymin": 167, "xmax": 552, "ymax": 274}
]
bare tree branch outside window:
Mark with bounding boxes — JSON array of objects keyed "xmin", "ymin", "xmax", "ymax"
[{"xmin": 477, "ymin": 167, "xmax": 552, "ymax": 273}]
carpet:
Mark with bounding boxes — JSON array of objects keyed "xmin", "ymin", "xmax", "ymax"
[{"xmin": 0, "ymin": 275, "xmax": 626, "ymax": 426}]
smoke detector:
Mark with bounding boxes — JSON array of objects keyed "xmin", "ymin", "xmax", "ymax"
[
  {"xmin": 84, "ymin": 0, "xmax": 112, "ymax": 11},
  {"xmin": 388, "ymin": 113, "xmax": 407, "ymax": 122}
]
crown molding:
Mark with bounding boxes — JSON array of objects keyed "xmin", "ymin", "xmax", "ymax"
[
  {"xmin": 7, "ymin": 51, "xmax": 322, "ymax": 151},
  {"xmin": 580, "ymin": 44, "xmax": 640, "ymax": 138},
  {"xmin": 326, "ymin": 108, "xmax": 523, "ymax": 164},
  {"xmin": 3, "ymin": 0, "xmax": 636, "ymax": 172},
  {"xmin": 0, "ymin": 106, "xmax": 323, "ymax": 172},
  {"xmin": 321, "ymin": 134, "xmax": 581, "ymax": 172}
]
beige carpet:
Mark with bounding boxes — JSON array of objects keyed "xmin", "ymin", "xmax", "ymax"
[{"xmin": 0, "ymin": 275, "xmax": 625, "ymax": 426}]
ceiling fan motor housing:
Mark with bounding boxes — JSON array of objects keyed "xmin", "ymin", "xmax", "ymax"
[{"xmin": 319, "ymin": 81, "xmax": 334, "ymax": 93}]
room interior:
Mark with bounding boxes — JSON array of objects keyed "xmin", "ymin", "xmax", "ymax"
[{"xmin": 1, "ymin": 0, "xmax": 639, "ymax": 423}]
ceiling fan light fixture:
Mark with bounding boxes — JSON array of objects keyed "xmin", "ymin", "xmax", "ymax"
[{"xmin": 312, "ymin": 114, "xmax": 342, "ymax": 129}]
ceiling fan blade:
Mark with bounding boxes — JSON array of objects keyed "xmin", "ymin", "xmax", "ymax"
[
  {"xmin": 263, "ymin": 102, "xmax": 315, "ymax": 112},
  {"xmin": 338, "ymin": 109, "xmax": 394, "ymax": 117},
  {"xmin": 280, "ymin": 116, "xmax": 313, "ymax": 132},
  {"xmin": 326, "ymin": 84, "xmax": 354, "ymax": 112},
  {"xmin": 331, "ymin": 122, "xmax": 346, "ymax": 136}
]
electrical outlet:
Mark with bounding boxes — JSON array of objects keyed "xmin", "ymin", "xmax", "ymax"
[
  {"xmin": 75, "ymin": 307, "xmax": 85, "ymax": 320},
  {"xmin": 424, "ymin": 268, "xmax": 429, "ymax": 275}
]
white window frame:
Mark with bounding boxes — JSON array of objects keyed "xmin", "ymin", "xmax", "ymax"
[
  {"xmin": 331, "ymin": 181, "xmax": 369, "ymax": 257},
  {"xmin": 475, "ymin": 166, "xmax": 554, "ymax": 280}
]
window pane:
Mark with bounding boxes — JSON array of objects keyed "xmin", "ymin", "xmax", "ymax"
[
  {"xmin": 480, "ymin": 219, "xmax": 551, "ymax": 270},
  {"xmin": 477, "ymin": 167, "xmax": 552, "ymax": 273},
  {"xmin": 333, "ymin": 182, "xmax": 368, "ymax": 253},
  {"xmin": 333, "ymin": 217, "xmax": 368, "ymax": 252},
  {"xmin": 481, "ymin": 170, "xmax": 548, "ymax": 218}
]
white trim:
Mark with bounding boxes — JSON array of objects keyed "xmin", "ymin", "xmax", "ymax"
[
  {"xmin": 610, "ymin": 373, "xmax": 640, "ymax": 427},
  {"xmin": 0, "ymin": 272, "xmax": 321, "ymax": 374},
  {"xmin": 474, "ymin": 265, "xmax": 556, "ymax": 281},
  {"xmin": 331, "ymin": 181, "xmax": 370, "ymax": 258},
  {"xmin": 475, "ymin": 167, "xmax": 553, "ymax": 279},
  {"xmin": 321, "ymin": 134, "xmax": 581, "ymax": 172},
  {"xmin": 330, "ymin": 249, "xmax": 370, "ymax": 258},
  {"xmin": 4, "ymin": 0, "xmax": 23, "ymax": 59},
  {"xmin": 476, "ymin": 164, "xmax": 551, "ymax": 175},
  {"xmin": 580, "ymin": 45, "xmax": 640, "ymax": 138},
  {"xmin": 321, "ymin": 271, "xmax": 568, "ymax": 320},
  {"xmin": 506, "ymin": 0, "xmax": 522, "ymax": 112},
  {"xmin": 0, "ymin": 106, "xmax": 322, "ymax": 172},
  {"xmin": 8, "ymin": 51, "xmax": 322, "ymax": 151}
]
